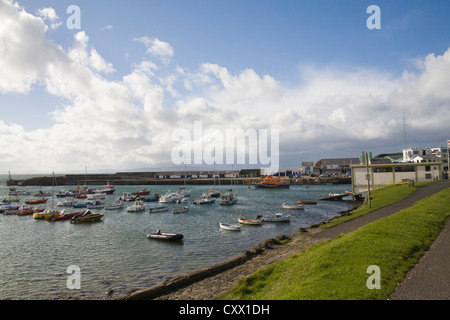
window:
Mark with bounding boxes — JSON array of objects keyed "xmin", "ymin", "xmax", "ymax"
[
  {"xmin": 374, "ymin": 167, "xmax": 392, "ymax": 173},
  {"xmin": 425, "ymin": 174, "xmax": 432, "ymax": 179},
  {"xmin": 425, "ymin": 166, "xmax": 431, "ymax": 171},
  {"xmin": 395, "ymin": 166, "xmax": 415, "ymax": 172}
]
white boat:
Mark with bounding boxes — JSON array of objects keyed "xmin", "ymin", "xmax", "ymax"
[
  {"xmin": 202, "ymin": 187, "xmax": 221, "ymax": 198},
  {"xmin": 219, "ymin": 192, "xmax": 238, "ymax": 206},
  {"xmin": 219, "ymin": 223, "xmax": 241, "ymax": 231},
  {"xmin": 87, "ymin": 193, "xmax": 106, "ymax": 200},
  {"xmin": 257, "ymin": 213, "xmax": 291, "ymax": 222},
  {"xmin": 176, "ymin": 197, "xmax": 189, "ymax": 204},
  {"xmin": 149, "ymin": 206, "xmax": 169, "ymax": 213},
  {"xmin": 127, "ymin": 200, "xmax": 145, "ymax": 212},
  {"xmin": 238, "ymin": 218, "xmax": 262, "ymax": 225},
  {"xmin": 158, "ymin": 191, "xmax": 183, "ymax": 203},
  {"xmin": 172, "ymin": 206, "xmax": 188, "ymax": 214},
  {"xmin": 57, "ymin": 197, "xmax": 78, "ymax": 207},
  {"xmin": 105, "ymin": 200, "xmax": 124, "ymax": 210},
  {"xmin": 193, "ymin": 194, "xmax": 215, "ymax": 205},
  {"xmin": 87, "ymin": 200, "xmax": 105, "ymax": 209},
  {"xmin": 282, "ymin": 203, "xmax": 304, "ymax": 210},
  {"xmin": 176, "ymin": 187, "xmax": 191, "ymax": 197}
]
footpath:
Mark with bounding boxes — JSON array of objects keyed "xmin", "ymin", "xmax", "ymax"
[{"xmin": 122, "ymin": 179, "xmax": 450, "ymax": 300}]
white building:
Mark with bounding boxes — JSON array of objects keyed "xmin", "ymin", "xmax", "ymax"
[
  {"xmin": 403, "ymin": 146, "xmax": 448, "ymax": 166},
  {"xmin": 351, "ymin": 162, "xmax": 443, "ymax": 194}
]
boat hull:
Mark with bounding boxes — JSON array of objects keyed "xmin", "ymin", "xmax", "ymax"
[
  {"xmin": 219, "ymin": 223, "xmax": 241, "ymax": 231},
  {"xmin": 147, "ymin": 232, "xmax": 183, "ymax": 241},
  {"xmin": 238, "ymin": 218, "xmax": 262, "ymax": 225}
]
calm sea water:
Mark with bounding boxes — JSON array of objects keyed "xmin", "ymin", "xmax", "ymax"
[{"xmin": 0, "ymin": 176, "xmax": 354, "ymax": 300}]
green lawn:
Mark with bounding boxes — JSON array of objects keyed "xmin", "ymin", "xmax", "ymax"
[
  {"xmin": 219, "ymin": 185, "xmax": 450, "ymax": 300},
  {"xmin": 322, "ymin": 183, "xmax": 421, "ymax": 229}
]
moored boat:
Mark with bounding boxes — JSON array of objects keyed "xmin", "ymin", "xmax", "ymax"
[
  {"xmin": 219, "ymin": 223, "xmax": 241, "ymax": 231},
  {"xmin": 149, "ymin": 205, "xmax": 169, "ymax": 213},
  {"xmin": 254, "ymin": 175, "xmax": 290, "ymax": 189},
  {"xmin": 47, "ymin": 211, "xmax": 81, "ymax": 222},
  {"xmin": 256, "ymin": 213, "xmax": 291, "ymax": 222},
  {"xmin": 70, "ymin": 209, "xmax": 103, "ymax": 223},
  {"xmin": 25, "ymin": 198, "xmax": 48, "ymax": 205},
  {"xmin": 33, "ymin": 209, "xmax": 61, "ymax": 220},
  {"xmin": 105, "ymin": 200, "xmax": 124, "ymax": 210},
  {"xmin": 219, "ymin": 192, "xmax": 238, "ymax": 206},
  {"xmin": 238, "ymin": 218, "xmax": 262, "ymax": 225},
  {"xmin": 282, "ymin": 203, "xmax": 304, "ymax": 210},
  {"xmin": 147, "ymin": 230, "xmax": 184, "ymax": 241},
  {"xmin": 193, "ymin": 194, "xmax": 215, "ymax": 205},
  {"xmin": 158, "ymin": 191, "xmax": 183, "ymax": 203},
  {"xmin": 127, "ymin": 200, "xmax": 145, "ymax": 212},
  {"xmin": 172, "ymin": 206, "xmax": 188, "ymax": 214}
]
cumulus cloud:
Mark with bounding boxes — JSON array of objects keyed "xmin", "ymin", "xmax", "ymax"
[
  {"xmin": 0, "ymin": 0, "xmax": 449, "ymax": 172},
  {"xmin": 134, "ymin": 36, "xmax": 174, "ymax": 62}
]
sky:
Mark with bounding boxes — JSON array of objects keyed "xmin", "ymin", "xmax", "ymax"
[{"xmin": 1, "ymin": 0, "xmax": 450, "ymax": 174}]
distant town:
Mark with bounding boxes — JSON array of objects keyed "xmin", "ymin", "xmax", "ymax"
[{"xmin": 6, "ymin": 146, "xmax": 449, "ymax": 187}]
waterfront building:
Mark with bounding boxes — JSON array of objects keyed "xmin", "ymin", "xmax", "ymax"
[
  {"xmin": 315, "ymin": 158, "xmax": 360, "ymax": 175},
  {"xmin": 351, "ymin": 161, "xmax": 443, "ymax": 194}
]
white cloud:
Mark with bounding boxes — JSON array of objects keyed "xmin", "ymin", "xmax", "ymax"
[
  {"xmin": 134, "ymin": 36, "xmax": 174, "ymax": 62},
  {"xmin": 36, "ymin": 7, "xmax": 62, "ymax": 30}
]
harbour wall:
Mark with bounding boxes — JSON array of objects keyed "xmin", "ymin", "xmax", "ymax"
[{"xmin": 6, "ymin": 173, "xmax": 350, "ymax": 186}]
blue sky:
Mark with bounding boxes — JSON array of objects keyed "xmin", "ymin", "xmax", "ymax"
[{"xmin": 1, "ymin": 0, "xmax": 450, "ymax": 173}]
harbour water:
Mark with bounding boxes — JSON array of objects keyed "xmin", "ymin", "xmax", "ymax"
[{"xmin": 0, "ymin": 177, "xmax": 355, "ymax": 300}]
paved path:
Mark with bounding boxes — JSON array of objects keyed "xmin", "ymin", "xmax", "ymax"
[{"xmin": 311, "ymin": 179, "xmax": 450, "ymax": 300}]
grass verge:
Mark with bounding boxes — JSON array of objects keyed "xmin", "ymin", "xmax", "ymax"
[
  {"xmin": 322, "ymin": 182, "xmax": 430, "ymax": 229},
  {"xmin": 219, "ymin": 186, "xmax": 450, "ymax": 300}
]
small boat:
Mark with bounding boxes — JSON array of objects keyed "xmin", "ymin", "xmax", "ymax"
[
  {"xmin": 256, "ymin": 213, "xmax": 291, "ymax": 222},
  {"xmin": 133, "ymin": 188, "xmax": 150, "ymax": 196},
  {"xmin": 238, "ymin": 218, "xmax": 262, "ymax": 225},
  {"xmin": 158, "ymin": 191, "xmax": 183, "ymax": 203},
  {"xmin": 142, "ymin": 193, "xmax": 160, "ymax": 202},
  {"xmin": 87, "ymin": 200, "xmax": 105, "ymax": 209},
  {"xmin": 47, "ymin": 211, "xmax": 81, "ymax": 222},
  {"xmin": 176, "ymin": 197, "xmax": 189, "ymax": 204},
  {"xmin": 219, "ymin": 192, "xmax": 238, "ymax": 206},
  {"xmin": 56, "ymin": 190, "xmax": 72, "ymax": 197},
  {"xmin": 105, "ymin": 200, "xmax": 124, "ymax": 210},
  {"xmin": 33, "ymin": 209, "xmax": 61, "ymax": 220},
  {"xmin": 118, "ymin": 192, "xmax": 138, "ymax": 202},
  {"xmin": 219, "ymin": 223, "xmax": 241, "ymax": 231},
  {"xmin": 33, "ymin": 190, "xmax": 51, "ymax": 197},
  {"xmin": 87, "ymin": 193, "xmax": 106, "ymax": 200},
  {"xmin": 57, "ymin": 197, "xmax": 78, "ymax": 207},
  {"xmin": 297, "ymin": 200, "xmax": 317, "ymax": 205},
  {"xmin": 202, "ymin": 187, "xmax": 221, "ymax": 198},
  {"xmin": 172, "ymin": 206, "xmax": 188, "ymax": 214},
  {"xmin": 127, "ymin": 200, "xmax": 145, "ymax": 212},
  {"xmin": 147, "ymin": 230, "xmax": 184, "ymax": 241},
  {"xmin": 176, "ymin": 187, "xmax": 191, "ymax": 197},
  {"xmin": 193, "ymin": 195, "xmax": 216, "ymax": 205},
  {"xmin": 149, "ymin": 206, "xmax": 169, "ymax": 213},
  {"xmin": 17, "ymin": 207, "xmax": 45, "ymax": 216},
  {"xmin": 282, "ymin": 203, "xmax": 304, "ymax": 210},
  {"xmin": 25, "ymin": 198, "xmax": 48, "ymax": 205},
  {"xmin": 70, "ymin": 209, "xmax": 103, "ymax": 223}
]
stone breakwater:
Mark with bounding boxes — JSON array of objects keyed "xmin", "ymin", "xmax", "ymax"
[{"xmin": 7, "ymin": 173, "xmax": 350, "ymax": 186}]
